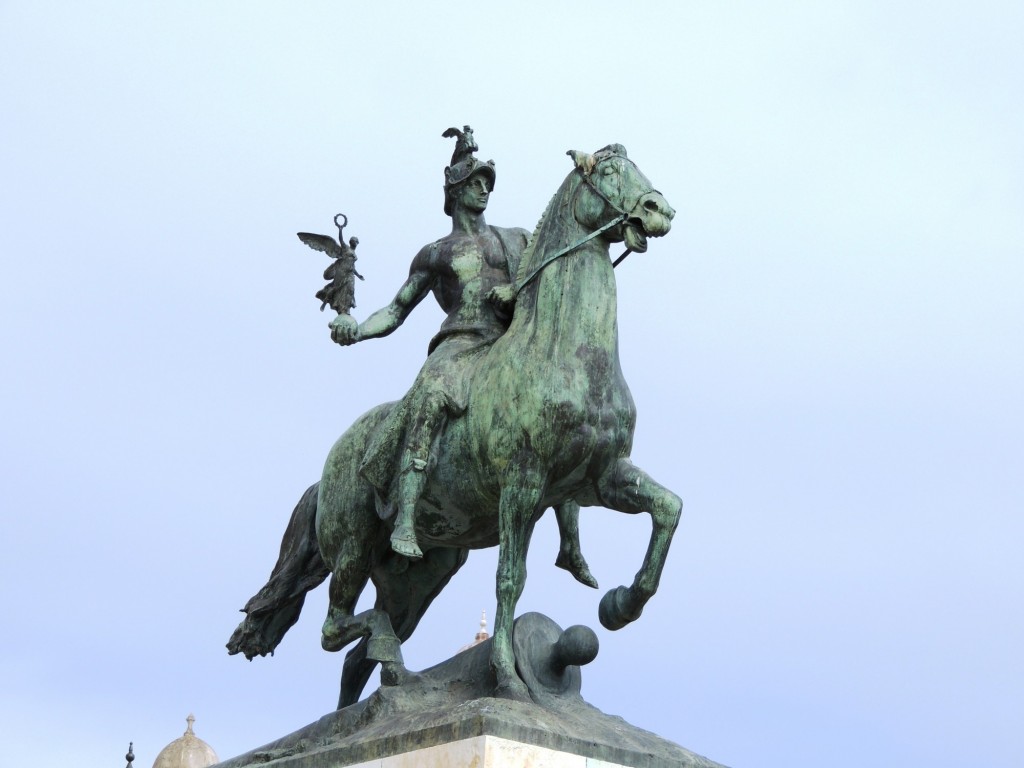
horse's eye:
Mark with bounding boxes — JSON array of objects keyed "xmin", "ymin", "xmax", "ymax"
[{"xmin": 601, "ymin": 164, "xmax": 616, "ymax": 176}]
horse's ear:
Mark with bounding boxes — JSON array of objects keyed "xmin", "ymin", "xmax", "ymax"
[{"xmin": 566, "ymin": 150, "xmax": 596, "ymax": 174}]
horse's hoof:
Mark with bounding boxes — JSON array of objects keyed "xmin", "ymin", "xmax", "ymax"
[
  {"xmin": 366, "ymin": 632, "xmax": 403, "ymax": 664},
  {"xmin": 599, "ymin": 585, "xmax": 643, "ymax": 630},
  {"xmin": 380, "ymin": 663, "xmax": 420, "ymax": 688},
  {"xmin": 390, "ymin": 530, "xmax": 423, "ymax": 560},
  {"xmin": 555, "ymin": 551, "xmax": 599, "ymax": 589}
]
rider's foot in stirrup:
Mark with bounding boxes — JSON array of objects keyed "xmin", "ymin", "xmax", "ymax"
[{"xmin": 390, "ymin": 525, "xmax": 423, "ymax": 560}]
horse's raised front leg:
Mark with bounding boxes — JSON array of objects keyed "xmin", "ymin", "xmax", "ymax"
[
  {"xmin": 492, "ymin": 466, "xmax": 543, "ymax": 701},
  {"xmin": 595, "ymin": 458, "xmax": 682, "ymax": 630}
]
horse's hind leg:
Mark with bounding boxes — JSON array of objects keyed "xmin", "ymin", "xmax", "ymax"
[
  {"xmin": 376, "ymin": 546, "xmax": 469, "ymax": 656},
  {"xmin": 322, "ymin": 569, "xmax": 405, "ymax": 672},
  {"xmin": 339, "ymin": 638, "xmax": 372, "ymax": 709},
  {"xmin": 595, "ymin": 458, "xmax": 682, "ymax": 630},
  {"xmin": 336, "ymin": 546, "xmax": 470, "ymax": 708},
  {"xmin": 317, "ymin": 480, "xmax": 403, "ymax": 667}
]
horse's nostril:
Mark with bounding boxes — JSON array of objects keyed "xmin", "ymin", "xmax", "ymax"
[{"xmin": 643, "ymin": 199, "xmax": 659, "ymax": 211}]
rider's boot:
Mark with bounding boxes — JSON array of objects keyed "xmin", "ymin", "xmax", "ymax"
[
  {"xmin": 390, "ymin": 457, "xmax": 427, "ymax": 560},
  {"xmin": 389, "ymin": 390, "xmax": 451, "ymax": 560}
]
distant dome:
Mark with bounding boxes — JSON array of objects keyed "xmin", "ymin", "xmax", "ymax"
[{"xmin": 152, "ymin": 714, "xmax": 218, "ymax": 768}]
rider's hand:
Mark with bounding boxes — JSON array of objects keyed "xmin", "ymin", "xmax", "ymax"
[
  {"xmin": 487, "ymin": 285, "xmax": 516, "ymax": 317},
  {"xmin": 329, "ymin": 314, "xmax": 360, "ymax": 346}
]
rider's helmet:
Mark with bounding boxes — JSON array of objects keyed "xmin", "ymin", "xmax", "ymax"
[{"xmin": 442, "ymin": 125, "xmax": 496, "ymax": 216}]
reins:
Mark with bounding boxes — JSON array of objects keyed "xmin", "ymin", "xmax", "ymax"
[
  {"xmin": 513, "ymin": 213, "xmax": 627, "ymax": 298},
  {"xmin": 512, "ymin": 159, "xmax": 649, "ymax": 297}
]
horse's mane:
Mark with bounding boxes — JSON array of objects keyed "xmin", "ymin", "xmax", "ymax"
[{"xmin": 513, "ymin": 169, "xmax": 583, "ymax": 292}]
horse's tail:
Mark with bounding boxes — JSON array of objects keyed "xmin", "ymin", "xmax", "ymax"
[{"xmin": 226, "ymin": 482, "xmax": 330, "ymax": 659}]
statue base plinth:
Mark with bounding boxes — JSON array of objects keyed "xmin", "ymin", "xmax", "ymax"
[
  {"xmin": 213, "ymin": 696, "xmax": 726, "ymax": 768},
  {"xmin": 342, "ymin": 733, "xmax": 674, "ymax": 768},
  {"xmin": 216, "ymin": 615, "xmax": 727, "ymax": 768}
]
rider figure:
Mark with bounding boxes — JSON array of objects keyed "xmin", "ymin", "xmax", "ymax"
[
  {"xmin": 329, "ymin": 127, "xmax": 595, "ymax": 587},
  {"xmin": 329, "ymin": 127, "xmax": 526, "ymax": 559}
]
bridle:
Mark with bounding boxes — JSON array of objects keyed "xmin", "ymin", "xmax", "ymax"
[{"xmin": 513, "ymin": 154, "xmax": 656, "ymax": 297}]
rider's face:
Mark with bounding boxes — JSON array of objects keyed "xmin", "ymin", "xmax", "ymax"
[{"xmin": 456, "ymin": 174, "xmax": 491, "ymax": 213}]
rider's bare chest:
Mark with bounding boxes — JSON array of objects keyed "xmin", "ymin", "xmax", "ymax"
[{"xmin": 437, "ymin": 233, "xmax": 508, "ymax": 282}]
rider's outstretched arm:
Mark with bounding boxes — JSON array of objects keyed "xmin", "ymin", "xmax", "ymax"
[{"xmin": 330, "ymin": 246, "xmax": 435, "ymax": 346}]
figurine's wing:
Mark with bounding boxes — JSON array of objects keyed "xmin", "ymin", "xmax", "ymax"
[{"xmin": 297, "ymin": 232, "xmax": 342, "ymax": 258}]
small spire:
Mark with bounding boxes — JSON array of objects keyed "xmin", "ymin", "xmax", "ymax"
[
  {"xmin": 125, "ymin": 741, "xmax": 134, "ymax": 767},
  {"xmin": 457, "ymin": 610, "xmax": 491, "ymax": 652},
  {"xmin": 185, "ymin": 713, "xmax": 196, "ymax": 735}
]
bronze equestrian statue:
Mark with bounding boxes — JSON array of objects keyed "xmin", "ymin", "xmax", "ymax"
[{"xmin": 228, "ymin": 128, "xmax": 678, "ymax": 708}]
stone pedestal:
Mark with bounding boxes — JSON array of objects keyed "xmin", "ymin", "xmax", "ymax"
[
  {"xmin": 216, "ymin": 615, "xmax": 727, "ymax": 768},
  {"xmin": 345, "ymin": 734, "xmax": 667, "ymax": 768},
  {"xmin": 215, "ymin": 695, "xmax": 726, "ymax": 768}
]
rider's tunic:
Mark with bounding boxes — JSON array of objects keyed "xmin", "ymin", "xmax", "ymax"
[{"xmin": 358, "ymin": 226, "xmax": 528, "ymax": 513}]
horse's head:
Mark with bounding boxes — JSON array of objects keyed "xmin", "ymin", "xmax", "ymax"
[{"xmin": 567, "ymin": 144, "xmax": 674, "ymax": 253}]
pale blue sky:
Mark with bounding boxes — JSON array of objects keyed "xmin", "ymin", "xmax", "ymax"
[{"xmin": 1, "ymin": 3, "xmax": 1021, "ymax": 766}]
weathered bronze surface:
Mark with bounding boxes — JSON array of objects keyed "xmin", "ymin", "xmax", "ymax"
[
  {"xmin": 297, "ymin": 213, "xmax": 363, "ymax": 315},
  {"xmin": 228, "ymin": 127, "xmax": 680, "ymax": 712},
  {"xmin": 220, "ymin": 614, "xmax": 725, "ymax": 768}
]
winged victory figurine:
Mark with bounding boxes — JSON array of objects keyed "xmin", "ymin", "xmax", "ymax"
[{"xmin": 297, "ymin": 213, "xmax": 364, "ymax": 315}]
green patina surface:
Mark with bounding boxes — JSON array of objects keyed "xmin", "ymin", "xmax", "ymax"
[
  {"xmin": 229, "ymin": 127, "xmax": 682, "ymax": 712},
  {"xmin": 219, "ymin": 615, "xmax": 726, "ymax": 768}
]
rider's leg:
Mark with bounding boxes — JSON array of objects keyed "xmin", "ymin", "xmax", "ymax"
[
  {"xmin": 390, "ymin": 461, "xmax": 428, "ymax": 559},
  {"xmin": 390, "ymin": 391, "xmax": 449, "ymax": 559}
]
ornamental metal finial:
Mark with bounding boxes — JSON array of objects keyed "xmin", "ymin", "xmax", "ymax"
[{"xmin": 476, "ymin": 610, "xmax": 489, "ymax": 643}]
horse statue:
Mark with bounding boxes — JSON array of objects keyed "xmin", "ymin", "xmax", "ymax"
[{"xmin": 228, "ymin": 143, "xmax": 680, "ymax": 707}]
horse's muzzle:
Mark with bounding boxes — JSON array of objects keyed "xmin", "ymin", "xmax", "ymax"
[{"xmin": 624, "ymin": 192, "xmax": 674, "ymax": 252}]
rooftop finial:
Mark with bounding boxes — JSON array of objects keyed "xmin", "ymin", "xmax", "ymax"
[
  {"xmin": 185, "ymin": 713, "xmax": 196, "ymax": 735},
  {"xmin": 125, "ymin": 741, "xmax": 135, "ymax": 767},
  {"xmin": 456, "ymin": 610, "xmax": 491, "ymax": 652}
]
